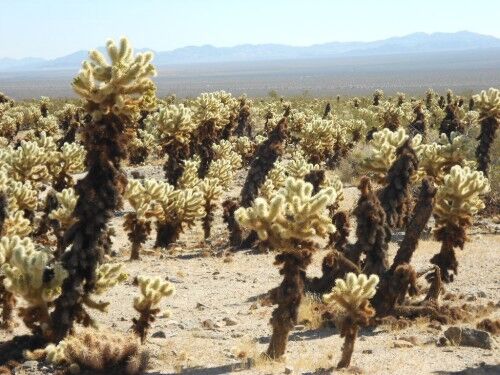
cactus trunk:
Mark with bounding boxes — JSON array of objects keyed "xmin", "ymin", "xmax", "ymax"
[
  {"xmin": 50, "ymin": 115, "xmax": 128, "ymax": 341},
  {"xmin": 337, "ymin": 322, "xmax": 358, "ymax": 369},
  {"xmin": 266, "ymin": 249, "xmax": 312, "ymax": 359},
  {"xmin": 203, "ymin": 203, "xmax": 214, "ymax": 240},
  {"xmin": 391, "ymin": 178, "xmax": 436, "ymax": 268},
  {"xmin": 0, "ymin": 279, "xmax": 15, "ymax": 330},
  {"xmin": 475, "ymin": 116, "xmax": 498, "ymax": 177},
  {"xmin": 155, "ymin": 222, "xmax": 180, "ymax": 248}
]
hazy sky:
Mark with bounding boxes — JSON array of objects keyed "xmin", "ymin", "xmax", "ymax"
[{"xmin": 1, "ymin": 0, "xmax": 500, "ymax": 59}]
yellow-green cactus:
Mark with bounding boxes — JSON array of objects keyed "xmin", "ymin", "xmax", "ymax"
[
  {"xmin": 235, "ymin": 177, "xmax": 338, "ymax": 250},
  {"xmin": 299, "ymin": 116, "xmax": 338, "ymax": 160},
  {"xmin": 418, "ymin": 132, "xmax": 474, "ymax": 181},
  {"xmin": 232, "ymin": 136, "xmax": 255, "ymax": 160},
  {"xmin": 145, "ymin": 103, "xmax": 196, "ymax": 147},
  {"xmin": 213, "ymin": 139, "xmax": 242, "ymax": 169},
  {"xmin": 434, "ymin": 166, "xmax": 490, "ymax": 228},
  {"xmin": 2, "ymin": 210, "xmax": 31, "ymax": 237},
  {"xmin": 192, "ymin": 92, "xmax": 230, "ymax": 129},
  {"xmin": 2, "ymin": 245, "xmax": 67, "ymax": 306},
  {"xmin": 362, "ymin": 128, "xmax": 419, "ymax": 182},
  {"xmin": 323, "ymin": 273, "xmax": 379, "ymax": 311},
  {"xmin": 72, "ymin": 37, "xmax": 157, "ymax": 122},
  {"xmin": 0, "ymin": 235, "xmax": 35, "ymax": 265},
  {"xmin": 132, "ymin": 275, "xmax": 175, "ymax": 342},
  {"xmin": 206, "ymin": 158, "xmax": 235, "ymax": 190},
  {"xmin": 49, "ymin": 188, "xmax": 78, "ymax": 230},
  {"xmin": 431, "ymin": 165, "xmax": 490, "ymax": 282},
  {"xmin": 4, "ymin": 180, "xmax": 38, "ymax": 214},
  {"xmin": 26, "ymin": 328, "xmax": 148, "ymax": 374},
  {"xmin": 473, "ymin": 87, "xmax": 500, "ymax": 121},
  {"xmin": 177, "ymin": 157, "xmax": 201, "ymax": 189},
  {"xmin": 3, "ymin": 140, "xmax": 51, "ymax": 183},
  {"xmin": 82, "ymin": 263, "xmax": 129, "ymax": 312},
  {"xmin": 323, "ymin": 272, "xmax": 379, "ymax": 369}
]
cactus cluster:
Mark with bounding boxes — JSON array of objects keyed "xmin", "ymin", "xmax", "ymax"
[{"xmin": 132, "ymin": 276, "xmax": 175, "ymax": 343}]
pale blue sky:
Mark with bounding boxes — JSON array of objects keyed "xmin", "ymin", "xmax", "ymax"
[{"xmin": 1, "ymin": 0, "xmax": 500, "ymax": 59}]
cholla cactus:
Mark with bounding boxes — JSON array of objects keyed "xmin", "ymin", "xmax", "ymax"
[
  {"xmin": 82, "ymin": 263, "xmax": 128, "ymax": 314},
  {"xmin": 378, "ymin": 140, "xmax": 419, "ymax": 228},
  {"xmin": 212, "ymin": 139, "xmax": 242, "ymax": 170},
  {"xmin": 72, "ymin": 37, "xmax": 156, "ymax": 122},
  {"xmin": 236, "ymin": 178, "xmax": 339, "ymax": 359},
  {"xmin": 177, "ymin": 157, "xmax": 201, "ymax": 189},
  {"xmin": 123, "ymin": 179, "xmax": 162, "ymax": 260},
  {"xmin": 432, "ymin": 166, "xmax": 490, "ymax": 281},
  {"xmin": 147, "ymin": 104, "xmax": 195, "ymax": 142},
  {"xmin": 323, "ymin": 273, "xmax": 379, "ymax": 368},
  {"xmin": 49, "ymin": 142, "xmax": 86, "ymax": 190},
  {"xmin": 26, "ymin": 327, "xmax": 149, "ymax": 375},
  {"xmin": 240, "ymin": 118, "xmax": 288, "ymax": 207},
  {"xmin": 232, "ymin": 136, "xmax": 256, "ymax": 163},
  {"xmin": 206, "ymin": 158, "xmax": 235, "ymax": 190},
  {"xmin": 418, "ymin": 132, "xmax": 474, "ymax": 182},
  {"xmin": 2, "ymin": 241, "xmax": 67, "ymax": 333},
  {"xmin": 378, "ymin": 101, "xmax": 403, "ymax": 131},
  {"xmin": 192, "ymin": 92, "xmax": 231, "ymax": 130},
  {"xmin": 0, "ymin": 236, "xmax": 34, "ymax": 329},
  {"xmin": 439, "ymin": 103, "xmax": 463, "ymax": 138},
  {"xmin": 51, "ymin": 37, "xmax": 157, "ymax": 341},
  {"xmin": 236, "ymin": 177, "xmax": 338, "ymax": 250},
  {"xmin": 154, "ymin": 185, "xmax": 205, "ymax": 247},
  {"xmin": 373, "ymin": 89, "xmax": 384, "ymax": 106},
  {"xmin": 3, "ymin": 180, "xmax": 38, "ymax": 218},
  {"xmin": 132, "ymin": 276, "xmax": 175, "ymax": 343},
  {"xmin": 147, "ymin": 103, "xmax": 196, "ymax": 185},
  {"xmin": 2, "ymin": 210, "xmax": 31, "ymax": 238},
  {"xmin": 299, "ymin": 116, "xmax": 338, "ymax": 162},
  {"xmin": 199, "ymin": 177, "xmax": 223, "ymax": 239},
  {"xmin": 3, "ymin": 140, "xmax": 51, "ymax": 184},
  {"xmin": 362, "ymin": 128, "xmax": 419, "ymax": 183},
  {"xmin": 49, "ymin": 188, "xmax": 78, "ymax": 253},
  {"xmin": 49, "ymin": 188, "xmax": 77, "ymax": 230},
  {"xmin": 473, "ymin": 88, "xmax": 500, "ymax": 177}
]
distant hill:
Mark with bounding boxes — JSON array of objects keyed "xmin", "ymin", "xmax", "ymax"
[{"xmin": 1, "ymin": 31, "xmax": 500, "ymax": 72}]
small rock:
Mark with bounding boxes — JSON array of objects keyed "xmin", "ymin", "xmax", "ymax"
[
  {"xmin": 284, "ymin": 366, "xmax": 294, "ymax": 374},
  {"xmin": 466, "ymin": 294, "xmax": 477, "ymax": 302},
  {"xmin": 393, "ymin": 339, "xmax": 414, "ymax": 348},
  {"xmin": 398, "ymin": 335, "xmax": 419, "ymax": 346},
  {"xmin": 362, "ymin": 349, "xmax": 373, "ymax": 354},
  {"xmin": 196, "ymin": 302, "xmax": 208, "ymax": 310},
  {"xmin": 152, "ymin": 331, "xmax": 166, "ymax": 338},
  {"xmin": 477, "ymin": 291, "xmax": 487, "ymax": 298},
  {"xmin": 201, "ymin": 319, "xmax": 220, "ymax": 330},
  {"xmin": 444, "ymin": 327, "xmax": 493, "ymax": 349},
  {"xmin": 437, "ymin": 336, "xmax": 450, "ymax": 346},
  {"xmin": 223, "ymin": 317, "xmax": 238, "ymax": 326}
]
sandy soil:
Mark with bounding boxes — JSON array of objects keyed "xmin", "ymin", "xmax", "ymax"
[{"xmin": 1, "ymin": 166, "xmax": 499, "ymax": 375}]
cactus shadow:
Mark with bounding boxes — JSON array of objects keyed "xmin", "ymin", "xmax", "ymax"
[
  {"xmin": 257, "ymin": 327, "xmax": 338, "ymax": 344},
  {"xmin": 433, "ymin": 364, "xmax": 500, "ymax": 374},
  {"xmin": 147, "ymin": 361, "xmax": 250, "ymax": 375}
]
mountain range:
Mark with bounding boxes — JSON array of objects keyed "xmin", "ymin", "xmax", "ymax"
[{"xmin": 1, "ymin": 31, "xmax": 500, "ymax": 72}]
